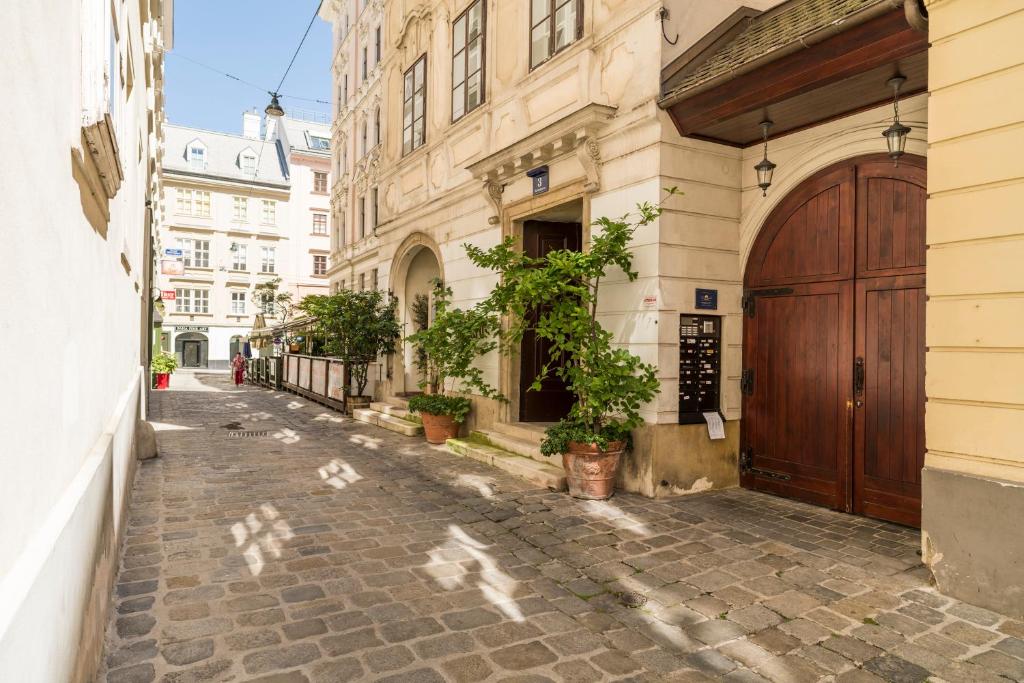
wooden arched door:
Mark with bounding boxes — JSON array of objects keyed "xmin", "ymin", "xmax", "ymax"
[{"xmin": 741, "ymin": 154, "xmax": 926, "ymax": 527}]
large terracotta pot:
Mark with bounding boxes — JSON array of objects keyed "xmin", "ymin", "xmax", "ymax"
[
  {"xmin": 154, "ymin": 373, "xmax": 170, "ymax": 390},
  {"xmin": 563, "ymin": 441, "xmax": 625, "ymax": 500},
  {"xmin": 421, "ymin": 412, "xmax": 459, "ymax": 444}
]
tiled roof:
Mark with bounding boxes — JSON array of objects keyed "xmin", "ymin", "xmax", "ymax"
[
  {"xmin": 163, "ymin": 124, "xmax": 289, "ymax": 186},
  {"xmin": 666, "ymin": 0, "xmax": 890, "ymax": 97}
]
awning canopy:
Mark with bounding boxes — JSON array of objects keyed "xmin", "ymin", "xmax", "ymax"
[{"xmin": 659, "ymin": 0, "xmax": 927, "ymax": 146}]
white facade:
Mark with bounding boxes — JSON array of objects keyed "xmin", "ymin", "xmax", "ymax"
[
  {"xmin": 159, "ymin": 112, "xmax": 332, "ymax": 368},
  {"xmin": 0, "ymin": 0, "xmax": 172, "ymax": 680}
]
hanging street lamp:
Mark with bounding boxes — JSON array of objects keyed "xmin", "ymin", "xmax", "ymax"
[
  {"xmin": 754, "ymin": 120, "xmax": 776, "ymax": 197},
  {"xmin": 265, "ymin": 92, "xmax": 285, "ymax": 118},
  {"xmin": 882, "ymin": 74, "xmax": 911, "ymax": 166}
]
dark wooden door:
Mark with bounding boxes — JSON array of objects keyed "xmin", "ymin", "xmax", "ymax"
[
  {"xmin": 520, "ymin": 220, "xmax": 581, "ymax": 422},
  {"xmin": 183, "ymin": 342, "xmax": 201, "ymax": 368},
  {"xmin": 742, "ymin": 154, "xmax": 926, "ymax": 526}
]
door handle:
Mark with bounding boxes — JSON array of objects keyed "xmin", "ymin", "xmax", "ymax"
[{"xmin": 854, "ymin": 357, "xmax": 865, "ymax": 398}]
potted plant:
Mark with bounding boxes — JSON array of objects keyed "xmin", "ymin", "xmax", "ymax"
[
  {"xmin": 298, "ymin": 289, "xmax": 401, "ymax": 414},
  {"xmin": 406, "ymin": 281, "xmax": 502, "ymax": 444},
  {"xmin": 151, "ymin": 352, "xmax": 178, "ymax": 390},
  {"xmin": 466, "ymin": 193, "xmax": 672, "ymax": 498}
]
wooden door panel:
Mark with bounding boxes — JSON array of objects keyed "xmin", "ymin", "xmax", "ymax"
[
  {"xmin": 520, "ymin": 220, "xmax": 581, "ymax": 422},
  {"xmin": 857, "ymin": 160, "xmax": 926, "ymax": 277},
  {"xmin": 741, "ymin": 281, "xmax": 853, "ymax": 510},
  {"xmin": 854, "ymin": 275, "xmax": 925, "ymax": 526}
]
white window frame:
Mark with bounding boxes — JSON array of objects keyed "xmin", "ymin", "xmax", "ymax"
[
  {"xmin": 261, "ymin": 199, "xmax": 277, "ymax": 225},
  {"xmin": 231, "ymin": 291, "xmax": 247, "ymax": 315},
  {"xmin": 231, "ymin": 243, "xmax": 247, "ymax": 271},
  {"xmin": 313, "ymin": 254, "xmax": 327, "ymax": 276},
  {"xmin": 260, "ymin": 246, "xmax": 276, "ymax": 274},
  {"xmin": 233, "ymin": 195, "xmax": 247, "ymax": 221}
]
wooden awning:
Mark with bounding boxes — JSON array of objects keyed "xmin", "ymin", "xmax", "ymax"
[{"xmin": 659, "ymin": 0, "xmax": 927, "ymax": 146}]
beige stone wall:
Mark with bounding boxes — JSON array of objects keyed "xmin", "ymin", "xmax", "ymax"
[{"xmin": 924, "ymin": 0, "xmax": 1024, "ymax": 484}]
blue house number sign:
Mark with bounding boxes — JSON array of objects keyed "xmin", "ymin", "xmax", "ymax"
[
  {"xmin": 695, "ymin": 288, "xmax": 718, "ymax": 310},
  {"xmin": 527, "ymin": 165, "xmax": 549, "ymax": 195}
]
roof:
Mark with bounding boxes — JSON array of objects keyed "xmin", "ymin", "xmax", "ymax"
[
  {"xmin": 163, "ymin": 124, "xmax": 289, "ymax": 187},
  {"xmin": 279, "ymin": 117, "xmax": 332, "ymax": 157},
  {"xmin": 663, "ymin": 0, "xmax": 892, "ymax": 100}
]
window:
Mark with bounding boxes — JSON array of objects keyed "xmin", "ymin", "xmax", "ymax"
[
  {"xmin": 313, "ymin": 171, "xmax": 328, "ymax": 192},
  {"xmin": 313, "ymin": 255, "xmax": 327, "ymax": 276},
  {"xmin": 313, "ymin": 213, "xmax": 327, "ymax": 234},
  {"xmin": 402, "ymin": 56, "xmax": 427, "ymax": 155},
  {"xmin": 361, "ymin": 121, "xmax": 368, "ymax": 156},
  {"xmin": 233, "ymin": 196, "xmax": 247, "ymax": 221},
  {"xmin": 260, "ymin": 293, "xmax": 275, "ymax": 315},
  {"xmin": 338, "ymin": 207, "xmax": 347, "ymax": 247},
  {"xmin": 261, "ymin": 200, "xmax": 277, "ymax": 225},
  {"xmin": 371, "ymin": 187, "xmax": 378, "ymax": 232},
  {"xmin": 231, "ymin": 243, "xmax": 247, "ymax": 270},
  {"xmin": 189, "ymin": 144, "xmax": 206, "ymax": 171},
  {"xmin": 452, "ymin": 0, "xmax": 485, "ymax": 121},
  {"xmin": 375, "ymin": 26, "xmax": 382, "ymax": 63},
  {"xmin": 309, "ymin": 136, "xmax": 330, "ymax": 151},
  {"xmin": 530, "ymin": 0, "xmax": 582, "ymax": 70},
  {"xmin": 176, "ymin": 189, "xmax": 211, "ymax": 217},
  {"xmin": 342, "ymin": 74, "xmax": 349, "ymax": 105},
  {"xmin": 260, "ymin": 247, "xmax": 276, "ymax": 273},
  {"xmin": 174, "ymin": 288, "xmax": 209, "ymax": 314},
  {"xmin": 240, "ymin": 152, "xmax": 256, "ymax": 175},
  {"xmin": 231, "ymin": 291, "xmax": 247, "ymax": 315},
  {"xmin": 175, "ymin": 238, "xmax": 210, "ymax": 268},
  {"xmin": 372, "ymin": 268, "xmax": 379, "ymax": 290},
  {"xmin": 359, "ymin": 273, "xmax": 366, "ymax": 291},
  {"xmin": 362, "ymin": 46, "xmax": 368, "ymax": 81},
  {"xmin": 374, "ymin": 107, "xmax": 381, "ymax": 146},
  {"xmin": 358, "ymin": 195, "xmax": 366, "ymax": 239}
]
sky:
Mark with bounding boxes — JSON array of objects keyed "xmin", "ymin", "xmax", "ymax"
[{"xmin": 165, "ymin": 0, "xmax": 333, "ymax": 134}]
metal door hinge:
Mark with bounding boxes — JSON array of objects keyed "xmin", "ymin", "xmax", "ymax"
[
  {"xmin": 739, "ymin": 447, "xmax": 792, "ymax": 481},
  {"xmin": 740, "ymin": 368, "xmax": 754, "ymax": 395},
  {"xmin": 742, "ymin": 287, "xmax": 795, "ymax": 317}
]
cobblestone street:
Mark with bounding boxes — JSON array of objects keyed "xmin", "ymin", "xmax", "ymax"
[{"xmin": 99, "ymin": 374, "xmax": 1024, "ymax": 683}]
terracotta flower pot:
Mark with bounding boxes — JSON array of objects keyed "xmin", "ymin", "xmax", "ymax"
[
  {"xmin": 563, "ymin": 440, "xmax": 626, "ymax": 500},
  {"xmin": 154, "ymin": 373, "xmax": 170, "ymax": 390},
  {"xmin": 420, "ymin": 412, "xmax": 459, "ymax": 444}
]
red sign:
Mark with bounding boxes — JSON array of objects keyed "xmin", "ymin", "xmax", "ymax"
[{"xmin": 161, "ymin": 290, "xmax": 176, "ymax": 301}]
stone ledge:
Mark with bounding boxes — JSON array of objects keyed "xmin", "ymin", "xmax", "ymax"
[
  {"xmin": 351, "ymin": 409, "xmax": 423, "ymax": 437},
  {"xmin": 446, "ymin": 438, "xmax": 567, "ymax": 491}
]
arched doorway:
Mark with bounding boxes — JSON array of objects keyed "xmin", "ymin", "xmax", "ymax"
[
  {"xmin": 229, "ymin": 335, "xmax": 245, "ymax": 360},
  {"xmin": 175, "ymin": 332, "xmax": 209, "ymax": 368},
  {"xmin": 741, "ymin": 154, "xmax": 926, "ymax": 527},
  {"xmin": 390, "ymin": 236, "xmax": 442, "ymax": 395}
]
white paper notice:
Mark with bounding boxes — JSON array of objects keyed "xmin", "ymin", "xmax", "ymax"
[{"xmin": 703, "ymin": 411, "xmax": 725, "ymax": 440}]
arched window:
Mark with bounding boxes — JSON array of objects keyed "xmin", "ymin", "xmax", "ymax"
[
  {"xmin": 374, "ymin": 107, "xmax": 381, "ymax": 146},
  {"xmin": 360, "ymin": 121, "xmax": 368, "ymax": 157}
]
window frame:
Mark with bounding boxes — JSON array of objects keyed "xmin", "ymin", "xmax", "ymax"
[
  {"xmin": 402, "ymin": 55, "xmax": 427, "ymax": 156},
  {"xmin": 375, "ymin": 26, "xmax": 382, "ymax": 63},
  {"xmin": 261, "ymin": 199, "xmax": 277, "ymax": 225},
  {"xmin": 260, "ymin": 246, "xmax": 276, "ymax": 274},
  {"xmin": 313, "ymin": 171, "xmax": 328, "ymax": 193},
  {"xmin": 312, "ymin": 212, "xmax": 328, "ymax": 235},
  {"xmin": 313, "ymin": 254, "xmax": 327, "ymax": 276},
  {"xmin": 231, "ymin": 243, "xmax": 247, "ymax": 271},
  {"xmin": 529, "ymin": 0, "xmax": 584, "ymax": 71},
  {"xmin": 232, "ymin": 195, "xmax": 247, "ymax": 221},
  {"xmin": 230, "ymin": 291, "xmax": 247, "ymax": 315},
  {"xmin": 451, "ymin": 0, "xmax": 486, "ymax": 123}
]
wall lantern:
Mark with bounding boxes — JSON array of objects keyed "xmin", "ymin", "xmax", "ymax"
[
  {"xmin": 265, "ymin": 92, "xmax": 285, "ymax": 118},
  {"xmin": 754, "ymin": 120, "xmax": 776, "ymax": 197},
  {"xmin": 882, "ymin": 74, "xmax": 911, "ymax": 166}
]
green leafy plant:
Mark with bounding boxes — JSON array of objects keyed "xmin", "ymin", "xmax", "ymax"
[
  {"xmin": 404, "ymin": 280, "xmax": 503, "ymax": 417},
  {"xmin": 252, "ymin": 277, "xmax": 295, "ymax": 341},
  {"xmin": 410, "ymin": 293, "xmax": 430, "ymax": 385},
  {"xmin": 297, "ymin": 289, "xmax": 401, "ymax": 397},
  {"xmin": 466, "ymin": 190, "xmax": 676, "ymax": 455},
  {"xmin": 151, "ymin": 352, "xmax": 178, "ymax": 374},
  {"xmin": 408, "ymin": 394, "xmax": 472, "ymax": 424}
]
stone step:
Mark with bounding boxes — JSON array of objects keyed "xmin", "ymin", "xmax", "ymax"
[
  {"xmin": 472, "ymin": 429, "xmax": 550, "ymax": 464},
  {"xmin": 447, "ymin": 438, "xmax": 566, "ymax": 492},
  {"xmin": 369, "ymin": 401, "xmax": 410, "ymax": 419},
  {"xmin": 352, "ymin": 409, "xmax": 423, "ymax": 437},
  {"xmin": 489, "ymin": 420, "xmax": 551, "ymax": 444}
]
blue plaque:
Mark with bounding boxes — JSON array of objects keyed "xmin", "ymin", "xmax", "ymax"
[
  {"xmin": 527, "ymin": 165, "xmax": 549, "ymax": 195},
  {"xmin": 695, "ymin": 288, "xmax": 718, "ymax": 310}
]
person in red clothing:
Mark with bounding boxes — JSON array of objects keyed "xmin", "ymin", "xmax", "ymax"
[{"xmin": 231, "ymin": 352, "xmax": 246, "ymax": 386}]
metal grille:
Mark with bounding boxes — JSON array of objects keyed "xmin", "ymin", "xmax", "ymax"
[{"xmin": 227, "ymin": 431, "xmax": 269, "ymax": 438}]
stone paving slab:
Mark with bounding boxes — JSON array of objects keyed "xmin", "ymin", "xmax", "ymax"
[{"xmin": 98, "ymin": 374, "xmax": 1024, "ymax": 682}]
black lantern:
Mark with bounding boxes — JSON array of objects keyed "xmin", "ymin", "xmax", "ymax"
[
  {"xmin": 754, "ymin": 120, "xmax": 776, "ymax": 197},
  {"xmin": 882, "ymin": 75, "xmax": 911, "ymax": 166},
  {"xmin": 265, "ymin": 92, "xmax": 285, "ymax": 118}
]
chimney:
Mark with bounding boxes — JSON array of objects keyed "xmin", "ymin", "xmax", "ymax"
[{"xmin": 242, "ymin": 109, "xmax": 261, "ymax": 139}]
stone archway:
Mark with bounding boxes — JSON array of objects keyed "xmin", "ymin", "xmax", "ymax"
[
  {"xmin": 388, "ymin": 233, "xmax": 443, "ymax": 396},
  {"xmin": 174, "ymin": 332, "xmax": 209, "ymax": 369}
]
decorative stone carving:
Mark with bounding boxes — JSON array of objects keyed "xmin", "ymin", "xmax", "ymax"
[
  {"xmin": 577, "ymin": 136, "xmax": 602, "ymax": 193},
  {"xmin": 483, "ymin": 180, "xmax": 503, "ymax": 225}
]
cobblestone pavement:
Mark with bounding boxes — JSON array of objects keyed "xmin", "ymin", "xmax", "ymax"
[{"xmin": 99, "ymin": 374, "xmax": 1024, "ymax": 682}]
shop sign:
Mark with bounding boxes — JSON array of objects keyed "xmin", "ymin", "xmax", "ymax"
[
  {"xmin": 161, "ymin": 290, "xmax": 176, "ymax": 301},
  {"xmin": 174, "ymin": 325, "xmax": 209, "ymax": 333},
  {"xmin": 695, "ymin": 288, "xmax": 718, "ymax": 310}
]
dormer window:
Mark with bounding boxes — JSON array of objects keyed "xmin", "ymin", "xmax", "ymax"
[
  {"xmin": 309, "ymin": 135, "xmax": 330, "ymax": 150},
  {"xmin": 239, "ymin": 149, "xmax": 257, "ymax": 175},
  {"xmin": 188, "ymin": 142, "xmax": 207, "ymax": 171}
]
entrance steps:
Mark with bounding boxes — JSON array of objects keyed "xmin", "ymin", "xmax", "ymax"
[
  {"xmin": 472, "ymin": 422, "xmax": 556, "ymax": 465},
  {"xmin": 353, "ymin": 396, "xmax": 422, "ymax": 437},
  {"xmin": 446, "ymin": 437, "xmax": 566, "ymax": 492}
]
